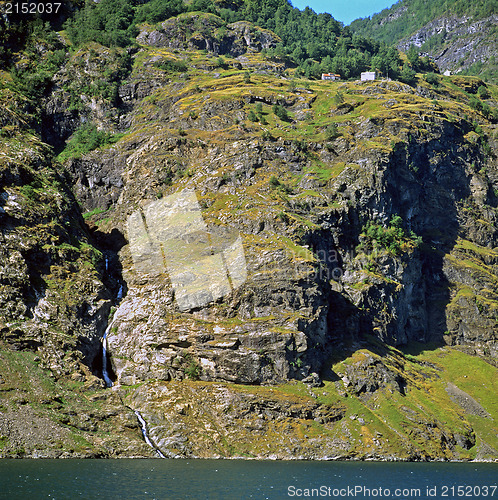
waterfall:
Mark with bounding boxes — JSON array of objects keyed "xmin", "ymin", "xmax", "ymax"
[
  {"xmin": 102, "ymin": 306, "xmax": 120, "ymax": 388},
  {"xmin": 134, "ymin": 410, "xmax": 166, "ymax": 458},
  {"xmin": 102, "ymin": 328, "xmax": 113, "ymax": 388},
  {"xmin": 101, "ymin": 262, "xmax": 124, "ymax": 387}
]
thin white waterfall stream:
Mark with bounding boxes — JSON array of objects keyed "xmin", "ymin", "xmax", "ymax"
[
  {"xmin": 134, "ymin": 410, "xmax": 166, "ymax": 458},
  {"xmin": 102, "ymin": 330, "xmax": 113, "ymax": 388},
  {"xmin": 102, "ymin": 304, "xmax": 122, "ymax": 388},
  {"xmin": 100, "ymin": 258, "xmax": 163, "ymax": 457},
  {"xmin": 102, "ymin": 265, "xmax": 123, "ymax": 387}
]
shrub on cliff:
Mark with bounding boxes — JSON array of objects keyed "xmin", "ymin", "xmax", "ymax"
[
  {"xmin": 248, "ymin": 110, "xmax": 259, "ymax": 122},
  {"xmin": 477, "ymin": 85, "xmax": 491, "ymax": 99},
  {"xmin": 398, "ymin": 65, "xmax": 417, "ymax": 86},
  {"xmin": 57, "ymin": 123, "xmax": 122, "ymax": 162},
  {"xmin": 325, "ymin": 123, "xmax": 340, "ymax": 140},
  {"xmin": 357, "ymin": 215, "xmax": 422, "ymax": 256},
  {"xmin": 9, "ymin": 24, "xmax": 66, "ymax": 101},
  {"xmin": 425, "ymin": 72, "xmax": 440, "ymax": 86},
  {"xmin": 273, "ymin": 104, "xmax": 290, "ymax": 121},
  {"xmin": 155, "ymin": 59, "xmax": 187, "ymax": 73}
]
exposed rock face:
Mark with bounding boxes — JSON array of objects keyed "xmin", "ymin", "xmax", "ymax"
[
  {"xmin": 445, "ymin": 383, "xmax": 491, "ymax": 418},
  {"xmin": 342, "ymin": 352, "xmax": 406, "ymax": 396},
  {"xmin": 1, "ymin": 14, "xmax": 498, "ymax": 460},
  {"xmin": 41, "ymin": 43, "xmax": 133, "ymax": 148},
  {"xmin": 65, "ymin": 150, "xmax": 125, "ymax": 211},
  {"xmin": 0, "ymin": 106, "xmax": 112, "ymax": 376},
  {"xmin": 137, "ymin": 14, "xmax": 280, "ymax": 57},
  {"xmin": 107, "ymin": 268, "xmax": 329, "ymax": 385},
  {"xmin": 397, "ymin": 14, "xmax": 498, "ymax": 75},
  {"xmin": 50, "ymin": 53, "xmax": 497, "ymax": 387},
  {"xmin": 92, "ymin": 71, "xmax": 498, "ymax": 388},
  {"xmin": 123, "ymin": 381, "xmax": 349, "ymax": 459}
]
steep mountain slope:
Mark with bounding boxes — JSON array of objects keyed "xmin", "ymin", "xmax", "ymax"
[
  {"xmin": 350, "ymin": 0, "xmax": 498, "ymax": 82},
  {"xmin": 0, "ymin": 76, "xmax": 150, "ymax": 457},
  {"xmin": 0, "ymin": 6, "xmax": 498, "ymax": 460}
]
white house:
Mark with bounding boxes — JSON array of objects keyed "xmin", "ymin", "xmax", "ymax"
[
  {"xmin": 321, "ymin": 73, "xmax": 341, "ymax": 81},
  {"xmin": 361, "ymin": 71, "xmax": 376, "ymax": 81}
]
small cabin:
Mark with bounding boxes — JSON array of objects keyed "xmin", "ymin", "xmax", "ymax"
[
  {"xmin": 361, "ymin": 71, "xmax": 376, "ymax": 81},
  {"xmin": 321, "ymin": 73, "xmax": 341, "ymax": 81}
]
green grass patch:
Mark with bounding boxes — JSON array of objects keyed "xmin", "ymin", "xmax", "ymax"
[
  {"xmin": 83, "ymin": 207, "xmax": 109, "ymax": 220},
  {"xmin": 57, "ymin": 123, "xmax": 124, "ymax": 162}
]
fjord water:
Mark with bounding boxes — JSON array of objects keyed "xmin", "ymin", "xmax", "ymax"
[{"xmin": 0, "ymin": 460, "xmax": 496, "ymax": 500}]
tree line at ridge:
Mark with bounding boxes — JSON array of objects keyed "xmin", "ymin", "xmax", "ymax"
[
  {"xmin": 1, "ymin": 0, "xmax": 447, "ymax": 105},
  {"xmin": 63, "ymin": 0, "xmax": 433, "ymax": 81},
  {"xmin": 350, "ymin": 0, "xmax": 497, "ymax": 45}
]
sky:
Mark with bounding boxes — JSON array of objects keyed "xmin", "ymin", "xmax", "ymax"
[{"xmin": 289, "ymin": 0, "xmax": 399, "ymax": 25}]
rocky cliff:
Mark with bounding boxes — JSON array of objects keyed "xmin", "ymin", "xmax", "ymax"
[
  {"xmin": 0, "ymin": 12, "xmax": 497, "ymax": 460},
  {"xmin": 350, "ymin": 1, "xmax": 498, "ymax": 82},
  {"xmin": 397, "ymin": 14, "xmax": 498, "ymax": 77}
]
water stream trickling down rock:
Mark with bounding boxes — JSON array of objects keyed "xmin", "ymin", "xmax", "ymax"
[
  {"xmin": 134, "ymin": 410, "xmax": 166, "ymax": 458},
  {"xmin": 102, "ymin": 328, "xmax": 113, "ymax": 388}
]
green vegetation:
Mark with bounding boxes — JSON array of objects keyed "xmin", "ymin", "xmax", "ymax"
[
  {"xmin": 469, "ymin": 96, "xmax": 494, "ymax": 119},
  {"xmin": 460, "ymin": 57, "xmax": 498, "ymax": 84},
  {"xmin": 60, "ymin": 0, "xmax": 414, "ymax": 82},
  {"xmin": 0, "ymin": 2, "xmax": 73, "ymax": 68},
  {"xmin": 155, "ymin": 59, "xmax": 188, "ymax": 73},
  {"xmin": 130, "ymin": 345, "xmax": 497, "ymax": 460},
  {"xmin": 4, "ymin": 0, "xmax": 444, "ymax": 95},
  {"xmin": 246, "ymin": 103, "xmax": 268, "ymax": 124},
  {"xmin": 312, "ymin": 344, "xmax": 498, "ymax": 460},
  {"xmin": 183, "ymin": 354, "xmax": 201, "ymax": 380},
  {"xmin": 350, "ymin": 0, "xmax": 497, "ymax": 45},
  {"xmin": 57, "ymin": 123, "xmax": 123, "ymax": 162},
  {"xmin": 81, "ymin": 46, "xmax": 131, "ymax": 101},
  {"xmin": 350, "ymin": 0, "xmax": 497, "ymax": 83},
  {"xmin": 1, "ymin": 0, "xmax": 497, "ymax": 462},
  {"xmin": 0, "ymin": 346, "xmax": 148, "ymax": 457},
  {"xmin": 64, "ymin": 0, "xmax": 139, "ymax": 48},
  {"xmin": 357, "ymin": 215, "xmax": 423, "ymax": 256},
  {"xmin": 7, "ymin": 23, "xmax": 66, "ymax": 102},
  {"xmin": 248, "ymin": 109, "xmax": 258, "ymax": 122},
  {"xmin": 325, "ymin": 123, "xmax": 340, "ymax": 140},
  {"xmin": 398, "ymin": 64, "xmax": 417, "ymax": 86},
  {"xmin": 220, "ymin": 0, "xmax": 412, "ymax": 81},
  {"xmin": 272, "ymin": 104, "xmax": 290, "ymax": 121},
  {"xmin": 134, "ymin": 0, "xmax": 186, "ymax": 24},
  {"xmin": 477, "ymin": 85, "xmax": 491, "ymax": 99},
  {"xmin": 424, "ymin": 72, "xmax": 440, "ymax": 86},
  {"xmin": 82, "ymin": 207, "xmax": 109, "ymax": 220}
]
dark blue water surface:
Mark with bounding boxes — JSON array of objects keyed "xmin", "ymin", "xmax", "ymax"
[{"xmin": 0, "ymin": 459, "xmax": 496, "ymax": 500}]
